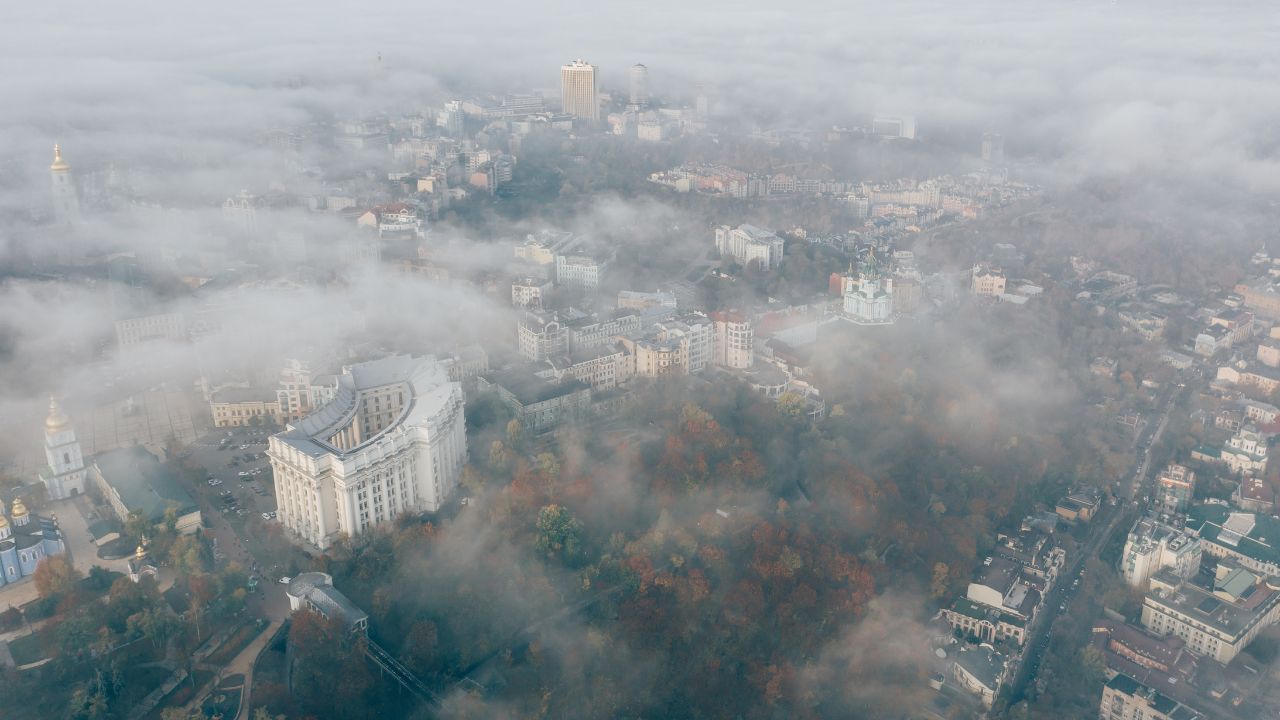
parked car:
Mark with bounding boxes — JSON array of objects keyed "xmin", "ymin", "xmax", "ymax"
[
  {"xmin": 278, "ymin": 576, "xmax": 292, "ymax": 584},
  {"xmin": 238, "ymin": 471, "xmax": 250, "ymax": 477}
]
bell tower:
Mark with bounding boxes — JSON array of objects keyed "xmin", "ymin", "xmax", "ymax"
[
  {"xmin": 41, "ymin": 396, "xmax": 86, "ymax": 499},
  {"xmin": 50, "ymin": 144, "xmax": 81, "ymax": 225}
]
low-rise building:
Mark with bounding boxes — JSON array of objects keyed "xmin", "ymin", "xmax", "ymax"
[
  {"xmin": 1090, "ymin": 619, "xmax": 1198, "ymax": 687},
  {"xmin": 1186, "ymin": 504, "xmax": 1280, "ymax": 576},
  {"xmin": 714, "ymin": 224, "xmax": 785, "ymax": 270},
  {"xmin": 555, "ymin": 253, "xmax": 606, "ymax": 290},
  {"xmin": 1099, "ymin": 674, "xmax": 1205, "ymax": 720},
  {"xmin": 286, "ymin": 572, "xmax": 368, "ymax": 635},
  {"xmin": 115, "ymin": 312, "xmax": 187, "ymax": 348},
  {"xmin": 951, "ymin": 644, "xmax": 1009, "ymax": 709},
  {"xmin": 970, "ymin": 264, "xmax": 1006, "ymax": 297},
  {"xmin": 90, "ymin": 447, "xmax": 202, "ymax": 534},
  {"xmin": 512, "ymin": 277, "xmax": 554, "ymax": 310},
  {"xmin": 479, "ymin": 369, "xmax": 592, "ymax": 433},
  {"xmin": 1234, "ymin": 477, "xmax": 1275, "ymax": 514},
  {"xmin": 209, "ymin": 388, "xmax": 281, "ymax": 428},
  {"xmin": 1195, "ymin": 325, "xmax": 1231, "ymax": 357},
  {"xmin": 1055, "ymin": 492, "xmax": 1100, "ymax": 523}
]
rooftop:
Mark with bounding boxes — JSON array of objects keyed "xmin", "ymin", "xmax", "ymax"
[
  {"xmin": 1105, "ymin": 674, "xmax": 1204, "ymax": 720},
  {"xmin": 94, "ymin": 446, "xmax": 198, "ymax": 522},
  {"xmin": 1145, "ymin": 566, "xmax": 1280, "ymax": 638},
  {"xmin": 1189, "ymin": 503, "xmax": 1280, "ymax": 568}
]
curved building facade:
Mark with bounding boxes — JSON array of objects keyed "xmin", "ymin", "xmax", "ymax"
[{"xmin": 267, "ymin": 356, "xmax": 466, "ymax": 549}]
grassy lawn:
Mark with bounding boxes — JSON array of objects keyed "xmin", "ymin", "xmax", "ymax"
[
  {"xmin": 7, "ymin": 625, "xmax": 56, "ymax": 665},
  {"xmin": 206, "ymin": 618, "xmax": 267, "ymax": 666}
]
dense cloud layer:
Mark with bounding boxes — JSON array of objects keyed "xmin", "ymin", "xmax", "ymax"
[{"xmin": 3, "ymin": 0, "xmax": 1277, "ymax": 199}]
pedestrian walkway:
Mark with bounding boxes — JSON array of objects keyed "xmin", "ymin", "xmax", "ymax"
[{"xmin": 182, "ymin": 617, "xmax": 283, "ymax": 719}]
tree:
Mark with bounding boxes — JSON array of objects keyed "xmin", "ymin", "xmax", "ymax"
[
  {"xmin": 930, "ymin": 562, "xmax": 951, "ymax": 599},
  {"xmin": 536, "ymin": 504, "xmax": 584, "ymax": 565},
  {"xmin": 33, "ymin": 555, "xmax": 81, "ymax": 599}
]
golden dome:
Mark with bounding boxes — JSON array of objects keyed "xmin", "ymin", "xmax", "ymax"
[
  {"xmin": 135, "ymin": 544, "xmax": 147, "ymax": 559},
  {"xmin": 50, "ymin": 144, "xmax": 70, "ymax": 173},
  {"xmin": 45, "ymin": 396, "xmax": 70, "ymax": 433},
  {"xmin": 11, "ymin": 498, "xmax": 28, "ymax": 517}
]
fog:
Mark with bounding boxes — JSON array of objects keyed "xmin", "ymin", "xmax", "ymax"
[{"xmin": 1, "ymin": 0, "xmax": 1276, "ymax": 717}]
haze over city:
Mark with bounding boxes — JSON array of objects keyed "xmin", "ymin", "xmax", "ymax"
[{"xmin": 0, "ymin": 1, "xmax": 1278, "ymax": 719}]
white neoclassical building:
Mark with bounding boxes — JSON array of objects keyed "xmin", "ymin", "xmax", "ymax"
[{"xmin": 267, "ymin": 356, "xmax": 466, "ymax": 549}]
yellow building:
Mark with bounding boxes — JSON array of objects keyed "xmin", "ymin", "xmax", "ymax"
[{"xmin": 209, "ymin": 388, "xmax": 281, "ymax": 428}]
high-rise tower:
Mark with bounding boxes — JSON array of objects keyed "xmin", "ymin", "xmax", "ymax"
[
  {"xmin": 49, "ymin": 144, "xmax": 81, "ymax": 225},
  {"xmin": 560, "ymin": 59, "xmax": 599, "ymax": 121},
  {"xmin": 39, "ymin": 396, "xmax": 87, "ymax": 500},
  {"xmin": 628, "ymin": 63, "xmax": 649, "ymax": 110}
]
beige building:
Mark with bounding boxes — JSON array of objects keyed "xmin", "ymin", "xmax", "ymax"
[
  {"xmin": 1141, "ymin": 564, "xmax": 1280, "ymax": 664},
  {"xmin": 115, "ymin": 312, "xmax": 187, "ymax": 347},
  {"xmin": 210, "ymin": 388, "xmax": 282, "ymax": 428},
  {"xmin": 560, "ymin": 59, "xmax": 599, "ymax": 121},
  {"xmin": 1099, "ymin": 674, "xmax": 1205, "ymax": 720},
  {"xmin": 970, "ymin": 265, "xmax": 1006, "ymax": 297},
  {"xmin": 267, "ymin": 356, "xmax": 466, "ymax": 549},
  {"xmin": 623, "ymin": 314, "xmax": 715, "ymax": 378}
]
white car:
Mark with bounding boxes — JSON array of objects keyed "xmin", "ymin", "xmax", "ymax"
[
  {"xmin": 278, "ymin": 576, "xmax": 292, "ymax": 585},
  {"xmin": 237, "ymin": 471, "xmax": 250, "ymax": 477}
]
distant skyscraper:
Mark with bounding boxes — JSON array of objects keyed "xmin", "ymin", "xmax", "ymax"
[
  {"xmin": 629, "ymin": 63, "xmax": 649, "ymax": 109},
  {"xmin": 437, "ymin": 100, "xmax": 464, "ymax": 137},
  {"xmin": 49, "ymin": 144, "xmax": 81, "ymax": 225},
  {"xmin": 560, "ymin": 59, "xmax": 599, "ymax": 121},
  {"xmin": 981, "ymin": 133, "xmax": 1005, "ymax": 163},
  {"xmin": 694, "ymin": 83, "xmax": 710, "ymax": 118}
]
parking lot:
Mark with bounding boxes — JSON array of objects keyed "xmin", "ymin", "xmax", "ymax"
[{"xmin": 183, "ymin": 426, "xmax": 278, "ymax": 525}]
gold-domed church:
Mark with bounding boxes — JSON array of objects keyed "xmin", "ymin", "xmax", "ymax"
[{"xmin": 0, "ymin": 496, "xmax": 66, "ymax": 587}]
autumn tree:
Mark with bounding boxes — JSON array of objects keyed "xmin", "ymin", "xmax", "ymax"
[{"xmin": 34, "ymin": 555, "xmax": 81, "ymax": 599}]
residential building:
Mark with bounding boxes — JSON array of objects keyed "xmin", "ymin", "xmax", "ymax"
[
  {"xmin": 1121, "ymin": 518, "xmax": 1202, "ymax": 590},
  {"xmin": 623, "ymin": 314, "xmax": 715, "ymax": 377},
  {"xmin": 1099, "ymin": 674, "xmax": 1205, "ymax": 720},
  {"xmin": 1141, "ymin": 563, "xmax": 1280, "ymax": 664},
  {"xmin": 560, "ymin": 59, "xmax": 599, "ymax": 121},
  {"xmin": 980, "ymin": 133, "xmax": 1004, "ymax": 163},
  {"xmin": 517, "ymin": 311, "xmax": 569, "ymax": 361},
  {"xmin": 512, "ymin": 277, "xmax": 554, "ymax": 310},
  {"xmin": 1186, "ymin": 505, "xmax": 1280, "ymax": 576},
  {"xmin": 89, "ymin": 446, "xmax": 202, "ymax": 533},
  {"xmin": 1160, "ymin": 349, "xmax": 1195, "ymax": 370},
  {"xmin": 286, "ymin": 572, "xmax": 368, "ymax": 634},
  {"xmin": 871, "ymin": 115, "xmax": 916, "ymax": 139},
  {"xmin": 267, "ymin": 356, "xmax": 466, "ymax": 549},
  {"xmin": 479, "ymin": 369, "xmax": 592, "ymax": 433},
  {"xmin": 1233, "ymin": 277, "xmax": 1280, "ymax": 320},
  {"xmin": 1195, "ymin": 325, "xmax": 1231, "ymax": 357},
  {"xmin": 37, "ymin": 397, "xmax": 87, "ymax": 500},
  {"xmin": 1257, "ymin": 339, "xmax": 1280, "ymax": 368},
  {"xmin": 222, "ymin": 190, "xmax": 260, "ymax": 233},
  {"xmin": 1156, "ymin": 464, "xmax": 1196, "ymax": 514},
  {"xmin": 1234, "ymin": 477, "xmax": 1275, "ymax": 514},
  {"xmin": 540, "ymin": 344, "xmax": 632, "ymax": 391},
  {"xmin": 942, "ymin": 597, "xmax": 1027, "ymax": 646},
  {"xmin": 970, "ymin": 264, "xmax": 1006, "ymax": 297},
  {"xmin": 555, "ymin": 253, "xmax": 605, "ymax": 290},
  {"xmin": 714, "ymin": 224, "xmax": 785, "ymax": 270},
  {"xmin": 276, "ymin": 360, "xmax": 340, "ymax": 424},
  {"xmin": 1242, "ymin": 399, "xmax": 1279, "ymax": 425},
  {"xmin": 1090, "ymin": 619, "xmax": 1198, "ymax": 688},
  {"xmin": 617, "ymin": 290, "xmax": 677, "ymax": 315},
  {"xmin": 951, "ymin": 644, "xmax": 1009, "ymax": 709},
  {"xmin": 712, "ymin": 311, "xmax": 754, "ymax": 369},
  {"xmin": 115, "ymin": 312, "xmax": 187, "ymax": 347},
  {"xmin": 628, "ymin": 63, "xmax": 648, "ymax": 109},
  {"xmin": 1055, "ymin": 492, "xmax": 1100, "ymax": 523},
  {"xmin": 210, "ymin": 388, "xmax": 281, "ymax": 428}
]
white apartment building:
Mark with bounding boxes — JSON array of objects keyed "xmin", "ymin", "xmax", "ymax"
[
  {"xmin": 624, "ymin": 314, "xmax": 715, "ymax": 377},
  {"xmin": 714, "ymin": 224, "xmax": 785, "ymax": 270},
  {"xmin": 555, "ymin": 253, "xmax": 604, "ymax": 290},
  {"xmin": 267, "ymin": 356, "xmax": 466, "ymax": 549},
  {"xmin": 1121, "ymin": 518, "xmax": 1202, "ymax": 590},
  {"xmin": 560, "ymin": 59, "xmax": 599, "ymax": 121}
]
